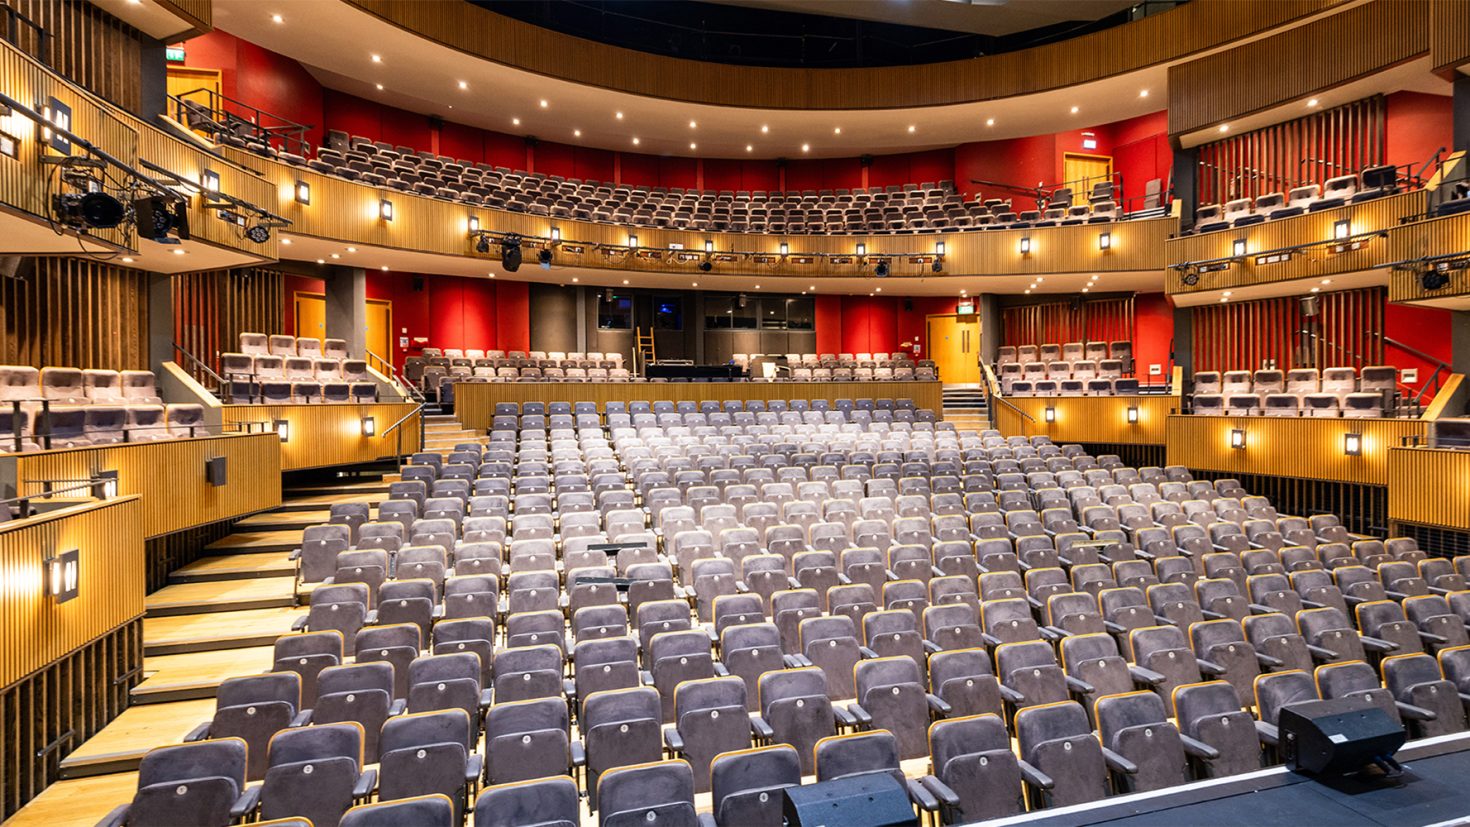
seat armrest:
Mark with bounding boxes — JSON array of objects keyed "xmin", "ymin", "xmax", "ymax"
[
  {"xmin": 563, "ymin": 679, "xmax": 577, "ymax": 698},
  {"xmin": 1200, "ymin": 609, "xmax": 1225, "ymax": 621},
  {"xmin": 1181, "ymin": 734, "xmax": 1220, "ymax": 760},
  {"xmin": 781, "ymin": 654, "xmax": 805, "ymax": 669},
  {"xmin": 665, "ymin": 727, "xmax": 685, "ymax": 754},
  {"xmin": 920, "ymin": 775, "xmax": 960, "ymax": 808},
  {"xmin": 847, "ymin": 703, "xmax": 873, "ymax": 726},
  {"xmin": 926, "ymin": 693, "xmax": 952, "ymax": 716},
  {"xmin": 466, "ymin": 753, "xmax": 483, "ymax": 783},
  {"xmin": 922, "ymin": 640, "xmax": 942, "ymax": 654},
  {"xmin": 905, "ymin": 777, "xmax": 939, "ymax": 812},
  {"xmin": 230, "ymin": 785, "xmax": 262, "ymax": 820},
  {"xmin": 290, "ymin": 709, "xmax": 312, "ymax": 727},
  {"xmin": 1306, "ymin": 644, "xmax": 1340, "ymax": 662},
  {"xmin": 858, "ymin": 646, "xmax": 880, "ymax": 660},
  {"xmin": 1064, "ymin": 675, "xmax": 1096, "ymax": 696},
  {"xmin": 1102, "ymin": 747, "xmax": 1139, "ymax": 775},
  {"xmin": 479, "ymin": 689, "xmax": 494, "ymax": 709},
  {"xmin": 1104, "ymin": 620, "xmax": 1126, "ymax": 635},
  {"xmin": 1041, "ymin": 625, "xmax": 1069, "ymax": 640},
  {"xmin": 389, "ymin": 699, "xmax": 407, "ymax": 716},
  {"xmin": 353, "ymin": 768, "xmax": 378, "ymax": 799},
  {"xmin": 1255, "ymin": 651, "xmax": 1284, "ymax": 669},
  {"xmin": 751, "ymin": 716, "xmax": 774, "ymax": 739},
  {"xmin": 288, "ymin": 548, "xmax": 302, "ymax": 561},
  {"xmin": 1196, "ymin": 658, "xmax": 1225, "ymax": 676},
  {"xmin": 431, "ymin": 605, "xmax": 446, "ymax": 620},
  {"xmin": 290, "ymin": 615, "xmax": 309, "ymax": 632},
  {"xmin": 1361, "ymin": 635, "xmax": 1398, "ymax": 652},
  {"xmin": 184, "ymin": 722, "xmax": 211, "ymax": 742},
  {"xmin": 1418, "ymin": 630, "xmax": 1448, "ymax": 645},
  {"xmin": 1396, "ymin": 701, "xmax": 1438, "ymax": 721},
  {"xmin": 641, "ymin": 670, "xmax": 655, "ymax": 686},
  {"xmin": 998, "ymin": 685, "xmax": 1026, "ymax": 705},
  {"xmin": 97, "ymin": 805, "xmax": 129, "ymax": 827},
  {"xmin": 1018, "ymin": 759, "xmax": 1054, "ymax": 790},
  {"xmin": 1128, "ymin": 665, "xmax": 1167, "ymax": 686},
  {"xmin": 1255, "ymin": 720, "xmax": 1280, "ymax": 746},
  {"xmin": 981, "ymin": 632, "xmax": 1004, "ymax": 649},
  {"xmin": 713, "ymin": 662, "xmax": 730, "ymax": 677},
  {"xmin": 364, "ymin": 609, "xmax": 379, "ymax": 625},
  {"xmin": 570, "ymin": 741, "xmax": 586, "ymax": 768}
]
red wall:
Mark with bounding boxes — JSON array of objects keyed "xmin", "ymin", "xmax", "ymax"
[
  {"xmin": 1384, "ymin": 302, "xmax": 1453, "ymax": 400},
  {"xmin": 815, "ymin": 294, "xmax": 965, "ymax": 357},
  {"xmin": 1386, "ymin": 91, "xmax": 1455, "ymax": 174},
  {"xmin": 177, "ymin": 30, "xmax": 325, "ymax": 152},
  {"xmin": 1133, "ymin": 292, "xmax": 1176, "ymax": 384}
]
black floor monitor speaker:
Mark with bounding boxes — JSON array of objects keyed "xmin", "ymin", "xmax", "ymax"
[
  {"xmin": 1279, "ymin": 698, "xmax": 1406, "ymax": 777},
  {"xmin": 783, "ymin": 773, "xmax": 918, "ymax": 827}
]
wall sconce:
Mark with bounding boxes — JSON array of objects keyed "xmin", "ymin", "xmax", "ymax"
[
  {"xmin": 201, "ymin": 169, "xmax": 221, "ymax": 194},
  {"xmin": 361, "ymin": 416, "xmax": 376, "ymax": 437},
  {"xmin": 1229, "ymin": 428, "xmax": 1246, "ymax": 450},
  {"xmin": 294, "ymin": 180, "xmax": 311, "ymax": 204},
  {"xmin": 1333, "ymin": 219, "xmax": 1350, "ymax": 240},
  {"xmin": 1232, "ymin": 238, "xmax": 1246, "ymax": 257},
  {"xmin": 779, "ymin": 242, "xmax": 790, "ymax": 256},
  {"xmin": 1126, "ymin": 405, "xmax": 1139, "ymax": 424},
  {"xmin": 92, "ymin": 470, "xmax": 118, "ymax": 500},
  {"xmin": 42, "ymin": 97, "xmax": 71, "ymax": 153},
  {"xmin": 1019, "ymin": 237, "xmax": 1032, "ymax": 255},
  {"xmin": 1044, "ymin": 405, "xmax": 1056, "ymax": 423},
  {"xmin": 627, "ymin": 234, "xmax": 638, "ymax": 248},
  {"xmin": 856, "ymin": 243, "xmax": 867, "ymax": 256},
  {"xmin": 45, "ymin": 549, "xmax": 80, "ymax": 603},
  {"xmin": 275, "ymin": 419, "xmax": 291, "ymax": 443},
  {"xmin": 935, "ymin": 241, "xmax": 946, "ymax": 256},
  {"xmin": 379, "ymin": 199, "xmax": 394, "ymax": 221},
  {"xmin": 467, "ymin": 215, "xmax": 479, "ymax": 232},
  {"xmin": 704, "ymin": 240, "xmax": 714, "ymax": 253},
  {"xmin": 1343, "ymin": 432, "xmax": 1363, "ymax": 456},
  {"xmin": 551, "ymin": 227, "xmax": 562, "ymax": 241},
  {"xmin": 1098, "ymin": 232, "xmax": 1111, "ymax": 251}
]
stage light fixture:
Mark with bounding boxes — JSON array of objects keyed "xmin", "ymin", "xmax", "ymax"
[
  {"xmin": 538, "ymin": 248, "xmax": 553, "ymax": 269},
  {"xmin": 1421, "ymin": 269, "xmax": 1450, "ymax": 291},
  {"xmin": 475, "ymin": 235, "xmax": 491, "ymax": 254},
  {"xmin": 698, "ymin": 261, "xmax": 712, "ymax": 272},
  {"xmin": 501, "ymin": 236, "xmax": 523, "ymax": 272},
  {"xmin": 1181, "ymin": 270, "xmax": 1200, "ymax": 286},
  {"xmin": 52, "ymin": 191, "xmax": 124, "ymax": 229},
  {"xmin": 246, "ymin": 224, "xmax": 271, "ymax": 243},
  {"xmin": 874, "ymin": 261, "xmax": 890, "ymax": 278},
  {"xmin": 132, "ymin": 195, "xmax": 177, "ymax": 240},
  {"xmin": 1343, "ymin": 432, "xmax": 1362, "ymax": 456},
  {"xmin": 931, "ymin": 260, "xmax": 943, "ymax": 273}
]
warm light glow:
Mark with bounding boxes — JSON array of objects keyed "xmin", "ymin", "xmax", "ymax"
[
  {"xmin": 704, "ymin": 240, "xmax": 714, "ymax": 252},
  {"xmin": 346, "ymin": 246, "xmax": 356, "ymax": 253},
  {"xmin": 615, "ymin": 111, "xmax": 624, "ymax": 120},
  {"xmin": 379, "ymin": 199, "xmax": 393, "ymax": 221},
  {"xmin": 272, "ymin": 13, "xmax": 284, "ymax": 23},
  {"xmin": 1044, "ymin": 406, "xmax": 1057, "ymax": 423},
  {"xmin": 512, "ymin": 117, "xmax": 521, "ymax": 126},
  {"xmin": 1070, "ymin": 106, "xmax": 1079, "ymax": 114},
  {"xmin": 935, "ymin": 241, "xmax": 945, "ymax": 255},
  {"xmin": 375, "ymin": 84, "xmax": 383, "ymax": 91},
  {"xmin": 573, "ymin": 129, "xmax": 582, "ymax": 137},
  {"xmin": 361, "ymin": 416, "xmax": 376, "ymax": 437},
  {"xmin": 468, "ymin": 215, "xmax": 479, "ymax": 232},
  {"xmin": 1219, "ymin": 124, "xmax": 1229, "ymax": 133},
  {"xmin": 985, "ymin": 118, "xmax": 995, "ymax": 127},
  {"xmin": 745, "ymin": 145, "xmax": 753, "ymax": 152},
  {"xmin": 1127, "ymin": 406, "xmax": 1140, "ymax": 424},
  {"xmin": 371, "ymin": 54, "xmax": 382, "ymax": 63},
  {"xmin": 801, "ymin": 143, "xmax": 810, "ymax": 152},
  {"xmin": 294, "ymin": 180, "xmax": 310, "ymax": 204},
  {"xmin": 689, "ymin": 120, "xmax": 697, "ymax": 128},
  {"xmin": 1019, "ymin": 237, "xmax": 1032, "ymax": 255},
  {"xmin": 907, "ymin": 125, "xmax": 916, "ymax": 133},
  {"xmin": 761, "ymin": 125, "xmax": 769, "ymax": 133},
  {"xmin": 551, "ymin": 227, "xmax": 562, "ymax": 241},
  {"xmin": 632, "ymin": 137, "xmax": 640, "ymax": 145},
  {"xmin": 1344, "ymin": 432, "xmax": 1363, "ymax": 456},
  {"xmin": 540, "ymin": 99, "xmax": 549, "ymax": 108},
  {"xmin": 628, "ymin": 234, "xmax": 638, "ymax": 247},
  {"xmin": 1308, "ymin": 98, "xmax": 1320, "ymax": 107},
  {"xmin": 1230, "ymin": 428, "xmax": 1246, "ymax": 449},
  {"xmin": 779, "ymin": 243, "xmax": 789, "ymax": 255},
  {"xmin": 1139, "ymin": 89, "xmax": 1149, "ymax": 98},
  {"xmin": 690, "ymin": 142, "xmax": 697, "ymax": 150},
  {"xmin": 172, "ymin": 249, "xmax": 186, "ymax": 256},
  {"xmin": 856, "ymin": 243, "xmax": 866, "ymax": 256},
  {"xmin": 833, "ymin": 127, "xmax": 842, "ymax": 135},
  {"xmin": 275, "ymin": 419, "xmax": 291, "ymax": 442},
  {"xmin": 1098, "ymin": 232, "xmax": 1111, "ymax": 251},
  {"xmin": 1232, "ymin": 238, "xmax": 1246, "ymax": 256},
  {"xmin": 458, "ymin": 80, "xmax": 468, "ymax": 90},
  {"xmin": 1333, "ymin": 220, "xmax": 1350, "ymax": 240}
]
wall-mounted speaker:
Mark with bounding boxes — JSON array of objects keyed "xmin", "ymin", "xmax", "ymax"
[
  {"xmin": 412, "ymin": 276, "xmax": 425, "ymax": 292},
  {"xmin": 903, "ymin": 299, "xmax": 913, "ymax": 312},
  {"xmin": 205, "ymin": 456, "xmax": 228, "ymax": 486},
  {"xmin": 1279, "ymin": 698, "xmax": 1404, "ymax": 777},
  {"xmin": 1301, "ymin": 295, "xmax": 1320, "ymax": 316},
  {"xmin": 1069, "ymin": 295, "xmax": 1083, "ymax": 311}
]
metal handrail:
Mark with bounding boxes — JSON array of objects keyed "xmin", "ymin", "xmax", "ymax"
[
  {"xmin": 1, "ymin": 476, "xmax": 111, "ymax": 520},
  {"xmin": 382, "ymin": 401, "xmax": 427, "ymax": 463},
  {"xmin": 168, "ymin": 88, "xmax": 313, "ymax": 157},
  {"xmin": 367, "ymin": 349, "xmax": 421, "ymax": 403},
  {"xmin": 173, "ymin": 342, "xmax": 228, "ymax": 390}
]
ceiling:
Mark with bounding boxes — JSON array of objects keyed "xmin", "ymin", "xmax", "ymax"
[
  {"xmin": 212, "ymin": 0, "xmax": 1167, "ymax": 159},
  {"xmin": 706, "ymin": 0, "xmax": 1139, "ymax": 38}
]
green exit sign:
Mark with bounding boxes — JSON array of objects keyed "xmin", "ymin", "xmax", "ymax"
[{"xmin": 165, "ymin": 45, "xmax": 186, "ymax": 62}]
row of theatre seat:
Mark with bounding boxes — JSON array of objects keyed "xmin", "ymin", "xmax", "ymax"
[
  {"xmin": 107, "ymin": 402, "xmax": 1470, "ymax": 827},
  {"xmin": 999, "ymin": 341, "xmax": 1134, "ymax": 366},
  {"xmin": 223, "ymin": 332, "xmax": 380, "ymax": 404},
  {"xmin": 1191, "ymin": 366, "xmax": 1403, "ymax": 418},
  {"xmin": 1189, "ymin": 165, "xmax": 1404, "ymax": 233},
  {"xmin": 0, "ymin": 365, "xmax": 204, "ymax": 453}
]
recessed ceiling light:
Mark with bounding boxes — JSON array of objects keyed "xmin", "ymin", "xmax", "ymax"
[
  {"xmin": 622, "ymin": 279, "xmax": 629, "ymax": 285},
  {"xmin": 1070, "ymin": 106, "xmax": 1079, "ymax": 114},
  {"xmin": 801, "ymin": 143, "xmax": 810, "ymax": 152},
  {"xmin": 985, "ymin": 118, "xmax": 995, "ymax": 127},
  {"xmin": 375, "ymin": 83, "xmax": 384, "ymax": 91},
  {"xmin": 876, "ymin": 287, "xmax": 882, "ymax": 293},
  {"xmin": 447, "ymin": 105, "xmax": 453, "ymax": 110},
  {"xmin": 1024, "ymin": 289, "xmax": 1031, "ymax": 294},
  {"xmin": 122, "ymin": 256, "xmax": 134, "ymax": 263},
  {"xmin": 172, "ymin": 248, "xmax": 185, "ymax": 255},
  {"xmin": 458, "ymin": 80, "xmax": 468, "ymax": 90},
  {"xmin": 380, "ymin": 265, "xmax": 389, "ymax": 271},
  {"xmin": 690, "ymin": 142, "xmax": 697, "ymax": 150},
  {"xmin": 1035, "ymin": 277, "xmax": 1044, "ymax": 283},
  {"xmin": 692, "ymin": 282, "xmax": 699, "ymax": 287},
  {"xmin": 281, "ymin": 238, "xmax": 292, "ymax": 245},
  {"xmin": 632, "ymin": 137, "xmax": 640, "ymax": 145},
  {"xmin": 745, "ymin": 144, "xmax": 753, "ymax": 152},
  {"xmin": 512, "ymin": 117, "xmax": 521, "ymax": 126},
  {"xmin": 1219, "ymin": 124, "xmax": 1229, "ymax": 133},
  {"xmin": 316, "ymin": 258, "xmax": 325, "ymax": 264},
  {"xmin": 615, "ymin": 111, "xmax": 624, "ymax": 120},
  {"xmin": 346, "ymin": 247, "xmax": 356, "ymax": 252},
  {"xmin": 539, "ymin": 99, "xmax": 549, "ymax": 108},
  {"xmin": 833, "ymin": 127, "xmax": 841, "ymax": 135},
  {"xmin": 1222, "ymin": 291, "xmax": 1233, "ymax": 296},
  {"xmin": 1082, "ymin": 287, "xmax": 1090, "ymax": 292},
  {"xmin": 907, "ymin": 125, "xmax": 916, "ymax": 133},
  {"xmin": 809, "ymin": 285, "xmax": 815, "ymax": 290},
  {"xmin": 1139, "ymin": 89, "xmax": 1149, "ymax": 98},
  {"xmin": 330, "ymin": 253, "xmax": 340, "ymax": 259},
  {"xmin": 1310, "ymin": 287, "xmax": 1321, "ymax": 293},
  {"xmin": 689, "ymin": 120, "xmax": 697, "ymax": 129},
  {"xmin": 271, "ymin": 13, "xmax": 284, "ymax": 23},
  {"xmin": 371, "ymin": 54, "xmax": 381, "ymax": 63},
  {"xmin": 1321, "ymin": 279, "xmax": 1332, "ymax": 284},
  {"xmin": 754, "ymin": 284, "xmax": 761, "ymax": 289},
  {"xmin": 1220, "ymin": 297, "xmax": 1229, "ymax": 303},
  {"xmin": 760, "ymin": 125, "xmax": 769, "ymax": 133},
  {"xmin": 1308, "ymin": 98, "xmax": 1319, "ymax": 107},
  {"xmin": 572, "ymin": 277, "xmax": 579, "ymax": 283}
]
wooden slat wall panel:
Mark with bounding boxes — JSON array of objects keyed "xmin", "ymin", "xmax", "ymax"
[
  {"xmin": 219, "ymin": 402, "xmax": 420, "ymax": 471},
  {"xmin": 1165, "ymin": 414, "xmax": 1427, "ymax": 485},
  {"xmin": 0, "ymin": 257, "xmax": 149, "ymax": 370},
  {"xmin": 0, "ymin": 619, "xmax": 139, "ymax": 822},
  {"xmin": 10, "ymin": 434, "xmax": 281, "ymax": 538},
  {"xmin": 0, "ymin": 497, "xmax": 144, "ymax": 688},
  {"xmin": 237, "ymin": 146, "xmax": 1174, "ymax": 279},
  {"xmin": 1388, "ymin": 447, "xmax": 1470, "ymax": 529},
  {"xmin": 456, "ymin": 381, "xmax": 944, "ymax": 433},
  {"xmin": 152, "ymin": 0, "xmax": 211, "ymax": 35},
  {"xmin": 1189, "ymin": 287, "xmax": 1386, "ymax": 373},
  {"xmin": 1196, "ymin": 97, "xmax": 1385, "ymax": 206},
  {"xmin": 173, "ymin": 268, "xmax": 285, "ymax": 379},
  {"xmin": 143, "ymin": 519, "xmax": 238, "ymax": 593},
  {"xmin": 1000, "ymin": 297, "xmax": 1135, "ymax": 348},
  {"xmin": 3, "ymin": 0, "xmax": 144, "ymax": 113},
  {"xmin": 350, "ymin": 0, "xmax": 1337, "ymax": 109},
  {"xmin": 991, "ymin": 395, "xmax": 1176, "ymax": 445},
  {"xmin": 1166, "ymin": 190, "xmax": 1432, "ymax": 295},
  {"xmin": 1167, "ymin": 1, "xmax": 1428, "ymax": 137},
  {"xmin": 1386, "ymin": 212, "xmax": 1470, "ymax": 302},
  {"xmin": 1429, "ymin": 0, "xmax": 1470, "ymax": 74}
]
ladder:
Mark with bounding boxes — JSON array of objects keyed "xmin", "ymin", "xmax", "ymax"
[{"xmin": 635, "ymin": 327, "xmax": 656, "ymax": 376}]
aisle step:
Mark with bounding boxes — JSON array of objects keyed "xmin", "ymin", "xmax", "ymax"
[
  {"xmin": 130, "ymin": 646, "xmax": 276, "ymax": 704},
  {"xmin": 282, "ymin": 478, "xmax": 392, "ymax": 496},
  {"xmin": 273, "ymin": 491, "xmax": 386, "ymax": 512},
  {"xmin": 58, "ymin": 699, "xmax": 217, "ymax": 778},
  {"xmin": 145, "ymin": 576, "xmax": 296, "ymax": 616},
  {"xmin": 168, "ymin": 552, "xmax": 294, "ymax": 584},
  {"xmin": 233, "ymin": 509, "xmax": 329, "ymax": 531},
  {"xmin": 144, "ymin": 607, "xmax": 301, "ymax": 655},
  {"xmin": 203, "ymin": 529, "xmax": 302, "ymax": 555}
]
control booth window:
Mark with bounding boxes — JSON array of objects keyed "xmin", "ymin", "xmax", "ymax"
[
  {"xmin": 654, "ymin": 296, "xmax": 684, "ymax": 330},
  {"xmin": 705, "ymin": 294, "xmax": 758, "ymax": 329},
  {"xmin": 756, "ymin": 296, "xmax": 815, "ymax": 330},
  {"xmin": 598, "ymin": 292, "xmax": 633, "ymax": 329}
]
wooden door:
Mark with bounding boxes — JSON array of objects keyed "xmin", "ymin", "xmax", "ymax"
[
  {"xmin": 294, "ymin": 293, "xmax": 325, "ymax": 341},
  {"xmin": 366, "ymin": 299, "xmax": 392, "ymax": 372},
  {"xmin": 1063, "ymin": 153, "xmax": 1113, "ymax": 202},
  {"xmin": 166, "ymin": 67, "xmax": 220, "ymax": 132},
  {"xmin": 927, "ymin": 314, "xmax": 981, "ymax": 385}
]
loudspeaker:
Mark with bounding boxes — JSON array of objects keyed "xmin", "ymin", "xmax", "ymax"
[
  {"xmin": 1279, "ymin": 698, "xmax": 1405, "ymax": 776},
  {"xmin": 413, "ymin": 277, "xmax": 425, "ymax": 292},
  {"xmin": 903, "ymin": 299, "xmax": 913, "ymax": 312},
  {"xmin": 783, "ymin": 774, "xmax": 917, "ymax": 827},
  {"xmin": 204, "ymin": 456, "xmax": 228, "ymax": 487},
  {"xmin": 1301, "ymin": 295, "xmax": 1320, "ymax": 316}
]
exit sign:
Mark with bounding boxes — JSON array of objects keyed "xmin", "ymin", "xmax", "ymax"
[{"xmin": 165, "ymin": 46, "xmax": 186, "ymax": 62}]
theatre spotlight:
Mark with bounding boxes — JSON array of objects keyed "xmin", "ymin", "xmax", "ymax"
[
  {"xmin": 501, "ymin": 236, "xmax": 523, "ymax": 272},
  {"xmin": 245, "ymin": 223, "xmax": 271, "ymax": 243},
  {"xmin": 52, "ymin": 191, "xmax": 124, "ymax": 230},
  {"xmin": 1421, "ymin": 268, "xmax": 1450, "ymax": 291},
  {"xmin": 1181, "ymin": 269, "xmax": 1200, "ymax": 286},
  {"xmin": 132, "ymin": 196, "xmax": 180, "ymax": 241},
  {"xmin": 699, "ymin": 260, "xmax": 712, "ymax": 272},
  {"xmin": 475, "ymin": 234, "xmax": 491, "ymax": 254},
  {"xmin": 931, "ymin": 260, "xmax": 943, "ymax": 273},
  {"xmin": 874, "ymin": 261, "xmax": 890, "ymax": 278},
  {"xmin": 538, "ymin": 248, "xmax": 553, "ymax": 269}
]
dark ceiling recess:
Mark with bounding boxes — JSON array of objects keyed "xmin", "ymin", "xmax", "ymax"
[{"xmin": 475, "ymin": 1, "xmax": 1182, "ymax": 69}]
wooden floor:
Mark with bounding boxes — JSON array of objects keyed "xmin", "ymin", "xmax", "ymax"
[{"xmin": 131, "ymin": 646, "xmax": 277, "ymax": 703}]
